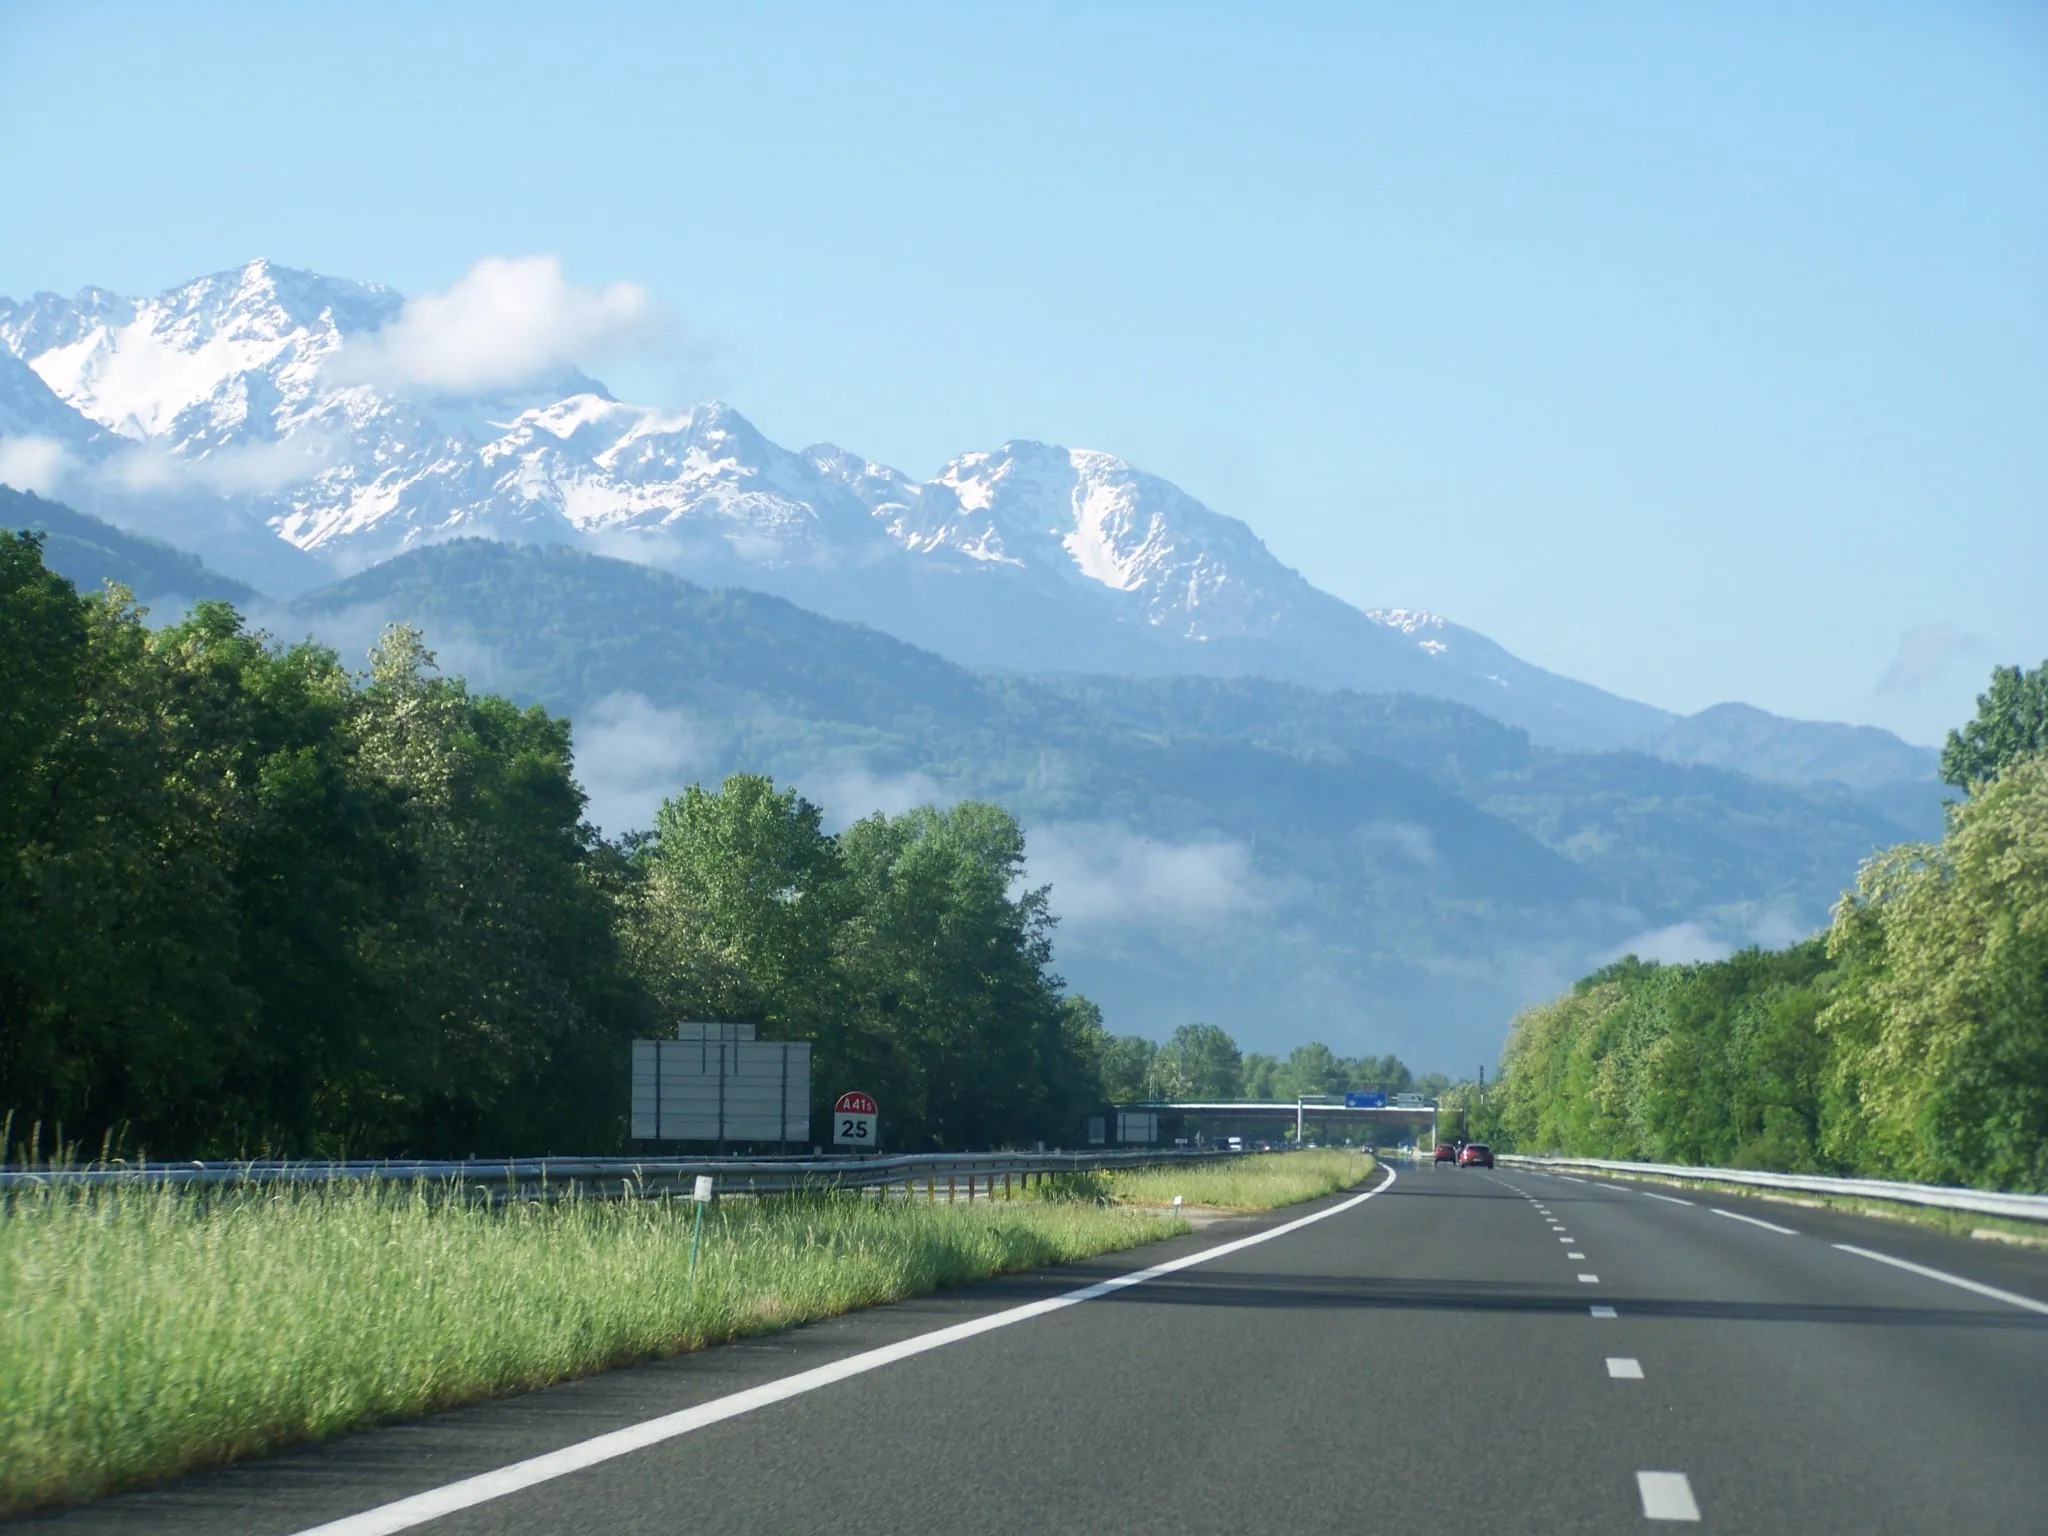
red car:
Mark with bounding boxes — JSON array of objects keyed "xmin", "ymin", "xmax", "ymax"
[
  {"xmin": 1433, "ymin": 1143, "xmax": 1457, "ymax": 1164},
  {"xmin": 1457, "ymin": 1142, "xmax": 1494, "ymax": 1168}
]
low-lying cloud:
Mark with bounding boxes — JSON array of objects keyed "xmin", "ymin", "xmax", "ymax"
[
  {"xmin": 1601, "ymin": 921, "xmax": 1732, "ymax": 966},
  {"xmin": 108, "ymin": 429, "xmax": 341, "ymax": 495},
  {"xmin": 798, "ymin": 767, "xmax": 952, "ymax": 831},
  {"xmin": 327, "ymin": 255, "xmax": 663, "ymax": 394},
  {"xmin": 573, "ymin": 692, "xmax": 714, "ymax": 837},
  {"xmin": 1026, "ymin": 823, "xmax": 1269, "ymax": 927},
  {"xmin": 1876, "ymin": 624, "xmax": 1980, "ymax": 696},
  {"xmin": 0, "ymin": 434, "xmax": 70, "ymax": 495}
]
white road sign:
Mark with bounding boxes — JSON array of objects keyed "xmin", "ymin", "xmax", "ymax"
[{"xmin": 833, "ymin": 1090, "xmax": 878, "ymax": 1147}]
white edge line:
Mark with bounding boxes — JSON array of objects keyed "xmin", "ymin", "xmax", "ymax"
[
  {"xmin": 1637, "ymin": 1190, "xmax": 1694, "ymax": 1206},
  {"xmin": 1710, "ymin": 1207, "xmax": 1798, "ymax": 1235},
  {"xmin": 293, "ymin": 1166, "xmax": 1401, "ymax": 1536},
  {"xmin": 1833, "ymin": 1243, "xmax": 2048, "ymax": 1317}
]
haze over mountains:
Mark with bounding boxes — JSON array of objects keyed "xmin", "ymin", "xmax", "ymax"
[{"xmin": 0, "ymin": 261, "xmax": 1952, "ymax": 1066}]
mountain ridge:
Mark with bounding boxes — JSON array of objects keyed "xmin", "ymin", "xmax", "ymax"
[{"xmin": 1, "ymin": 259, "xmax": 1936, "ymax": 793}]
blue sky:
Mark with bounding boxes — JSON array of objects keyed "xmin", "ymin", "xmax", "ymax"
[{"xmin": 2, "ymin": 0, "xmax": 2042, "ymax": 744}]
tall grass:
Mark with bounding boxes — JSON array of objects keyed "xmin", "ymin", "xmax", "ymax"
[
  {"xmin": 1, "ymin": 1151, "xmax": 1372, "ymax": 1515},
  {"xmin": 0, "ymin": 1182, "xmax": 1165, "ymax": 1515},
  {"xmin": 1043, "ymin": 1149, "xmax": 1377, "ymax": 1210}
]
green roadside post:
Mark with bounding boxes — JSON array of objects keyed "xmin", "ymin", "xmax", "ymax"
[{"xmin": 689, "ymin": 1174, "xmax": 713, "ymax": 1293}]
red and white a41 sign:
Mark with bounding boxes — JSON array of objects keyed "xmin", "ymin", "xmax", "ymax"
[{"xmin": 833, "ymin": 1090, "xmax": 878, "ymax": 1147}]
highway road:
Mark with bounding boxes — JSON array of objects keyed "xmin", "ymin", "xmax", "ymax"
[{"xmin": 30, "ymin": 1164, "xmax": 2048, "ymax": 1534}]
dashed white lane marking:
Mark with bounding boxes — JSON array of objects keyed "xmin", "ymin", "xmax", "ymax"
[
  {"xmin": 1557, "ymin": 1236, "xmax": 1574, "ymax": 1243},
  {"xmin": 1636, "ymin": 1190, "xmax": 1694, "ymax": 1206},
  {"xmin": 1578, "ymin": 1273, "xmax": 1600, "ymax": 1283},
  {"xmin": 287, "ymin": 1169, "xmax": 1402, "ymax": 1536},
  {"xmin": 1834, "ymin": 1243, "xmax": 2048, "ymax": 1316},
  {"xmin": 1711, "ymin": 1208, "xmax": 1798, "ymax": 1235},
  {"xmin": 1637, "ymin": 1470, "xmax": 1701, "ymax": 1521},
  {"xmin": 1568, "ymin": 1251, "xmax": 1585, "ymax": 1259},
  {"xmin": 1606, "ymin": 1357, "xmax": 1644, "ymax": 1379},
  {"xmin": 1555, "ymin": 1175, "xmax": 1589, "ymax": 1184},
  {"xmin": 1590, "ymin": 1305, "xmax": 1618, "ymax": 1318}
]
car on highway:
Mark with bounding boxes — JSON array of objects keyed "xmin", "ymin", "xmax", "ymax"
[
  {"xmin": 1456, "ymin": 1142, "xmax": 1494, "ymax": 1168},
  {"xmin": 1433, "ymin": 1143, "xmax": 1457, "ymax": 1164}
]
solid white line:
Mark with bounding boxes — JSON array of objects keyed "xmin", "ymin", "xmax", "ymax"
[
  {"xmin": 1636, "ymin": 1190, "xmax": 1694, "ymax": 1206},
  {"xmin": 1833, "ymin": 1243, "xmax": 2048, "ymax": 1316},
  {"xmin": 1637, "ymin": 1470, "xmax": 1701, "ymax": 1521},
  {"xmin": 1711, "ymin": 1208, "xmax": 1798, "ymax": 1235},
  {"xmin": 1590, "ymin": 1305, "xmax": 1618, "ymax": 1318},
  {"xmin": 292, "ymin": 1167, "xmax": 1401, "ymax": 1536},
  {"xmin": 1578, "ymin": 1273, "xmax": 1600, "ymax": 1283},
  {"xmin": 1606, "ymin": 1356, "xmax": 1644, "ymax": 1379}
]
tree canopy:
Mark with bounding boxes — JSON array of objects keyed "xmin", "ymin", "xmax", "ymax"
[
  {"xmin": 1941, "ymin": 661, "xmax": 2048, "ymax": 790},
  {"xmin": 1489, "ymin": 684, "xmax": 2048, "ymax": 1192}
]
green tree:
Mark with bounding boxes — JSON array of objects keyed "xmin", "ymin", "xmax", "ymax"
[
  {"xmin": 1821, "ymin": 756, "xmax": 2048, "ymax": 1189},
  {"xmin": 1241, "ymin": 1052, "xmax": 1280, "ymax": 1098},
  {"xmin": 1100, "ymin": 1034, "xmax": 1159, "ymax": 1101},
  {"xmin": 1155, "ymin": 1023, "xmax": 1244, "ymax": 1099},
  {"xmin": 837, "ymin": 802, "xmax": 1076, "ymax": 1147},
  {"xmin": 1276, "ymin": 1042, "xmax": 1346, "ymax": 1099},
  {"xmin": 1941, "ymin": 661, "xmax": 2048, "ymax": 791}
]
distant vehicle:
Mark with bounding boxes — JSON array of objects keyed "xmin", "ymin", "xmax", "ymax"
[
  {"xmin": 1226, "ymin": 1136, "xmax": 1244, "ymax": 1152},
  {"xmin": 1433, "ymin": 1143, "xmax": 1457, "ymax": 1164},
  {"xmin": 1457, "ymin": 1143, "xmax": 1494, "ymax": 1168}
]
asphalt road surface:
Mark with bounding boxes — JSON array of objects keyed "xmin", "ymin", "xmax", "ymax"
[{"xmin": 29, "ymin": 1164, "xmax": 2048, "ymax": 1535}]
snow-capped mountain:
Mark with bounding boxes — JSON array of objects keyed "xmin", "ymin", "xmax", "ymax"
[{"xmin": 0, "ymin": 259, "xmax": 1677, "ymax": 745}]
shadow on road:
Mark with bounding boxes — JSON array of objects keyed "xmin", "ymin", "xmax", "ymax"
[{"xmin": 1093, "ymin": 1272, "xmax": 2048, "ymax": 1330}]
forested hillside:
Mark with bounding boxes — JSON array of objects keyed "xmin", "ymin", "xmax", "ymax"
[
  {"xmin": 287, "ymin": 540, "xmax": 1930, "ymax": 1062},
  {"xmin": 1480, "ymin": 663, "xmax": 2048, "ymax": 1191},
  {"xmin": 0, "ymin": 532, "xmax": 1125, "ymax": 1156}
]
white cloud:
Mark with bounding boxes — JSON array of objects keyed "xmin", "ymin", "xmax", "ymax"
[
  {"xmin": 1357, "ymin": 819, "xmax": 1437, "ymax": 866},
  {"xmin": 1027, "ymin": 822, "xmax": 1269, "ymax": 927},
  {"xmin": 107, "ymin": 428, "xmax": 340, "ymax": 495},
  {"xmin": 573, "ymin": 692, "xmax": 713, "ymax": 837},
  {"xmin": 800, "ymin": 766, "xmax": 951, "ymax": 831},
  {"xmin": 328, "ymin": 255, "xmax": 662, "ymax": 394},
  {"xmin": 1601, "ymin": 921, "xmax": 1731, "ymax": 966},
  {"xmin": 0, "ymin": 435, "xmax": 73, "ymax": 495},
  {"xmin": 1876, "ymin": 625, "xmax": 1981, "ymax": 696}
]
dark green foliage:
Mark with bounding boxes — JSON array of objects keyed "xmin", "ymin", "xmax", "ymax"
[
  {"xmin": 1941, "ymin": 662, "xmax": 2048, "ymax": 791},
  {"xmin": 0, "ymin": 533, "xmax": 648, "ymax": 1156},
  {"xmin": 627, "ymin": 780, "xmax": 1103, "ymax": 1149}
]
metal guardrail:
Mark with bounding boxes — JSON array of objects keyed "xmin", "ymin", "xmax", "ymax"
[
  {"xmin": 0, "ymin": 1147, "xmax": 1242, "ymax": 1200},
  {"xmin": 1497, "ymin": 1154, "xmax": 2048, "ymax": 1224}
]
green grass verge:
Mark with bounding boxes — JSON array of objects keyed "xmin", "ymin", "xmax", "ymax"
[
  {"xmin": 1062, "ymin": 1149, "xmax": 1379, "ymax": 1210},
  {"xmin": 0, "ymin": 1151, "xmax": 1372, "ymax": 1515},
  {"xmin": 0, "ymin": 1182, "xmax": 1168, "ymax": 1516}
]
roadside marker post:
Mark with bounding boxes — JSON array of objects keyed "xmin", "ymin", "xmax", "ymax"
[{"xmin": 688, "ymin": 1175, "xmax": 713, "ymax": 1292}]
